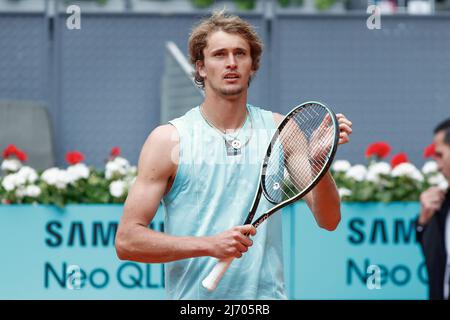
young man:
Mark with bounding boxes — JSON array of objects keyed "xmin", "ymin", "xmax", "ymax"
[
  {"xmin": 115, "ymin": 11, "xmax": 352, "ymax": 299},
  {"xmin": 416, "ymin": 118, "xmax": 450, "ymax": 300}
]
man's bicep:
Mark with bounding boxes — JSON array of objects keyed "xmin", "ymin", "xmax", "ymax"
[
  {"xmin": 122, "ymin": 177, "xmax": 167, "ymax": 227},
  {"xmin": 121, "ymin": 125, "xmax": 178, "ymax": 227}
]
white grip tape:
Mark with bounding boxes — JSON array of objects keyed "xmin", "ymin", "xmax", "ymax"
[{"xmin": 201, "ymin": 257, "xmax": 234, "ymax": 291}]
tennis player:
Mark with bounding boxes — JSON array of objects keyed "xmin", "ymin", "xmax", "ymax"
[{"xmin": 115, "ymin": 10, "xmax": 353, "ymax": 299}]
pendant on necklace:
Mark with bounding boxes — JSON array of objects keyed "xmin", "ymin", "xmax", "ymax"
[
  {"xmin": 231, "ymin": 139, "xmax": 242, "ymax": 150},
  {"xmin": 225, "ymin": 139, "xmax": 241, "ymax": 156}
]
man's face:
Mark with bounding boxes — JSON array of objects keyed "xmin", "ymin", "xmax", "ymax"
[
  {"xmin": 433, "ymin": 130, "xmax": 450, "ymax": 181},
  {"xmin": 197, "ymin": 30, "xmax": 254, "ymax": 97}
]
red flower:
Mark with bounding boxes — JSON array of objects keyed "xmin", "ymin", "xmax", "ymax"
[
  {"xmin": 365, "ymin": 142, "xmax": 391, "ymax": 159},
  {"xmin": 423, "ymin": 143, "xmax": 436, "ymax": 158},
  {"xmin": 65, "ymin": 151, "xmax": 85, "ymax": 165},
  {"xmin": 110, "ymin": 146, "xmax": 121, "ymax": 158},
  {"xmin": 391, "ymin": 152, "xmax": 409, "ymax": 168},
  {"xmin": 2, "ymin": 144, "xmax": 28, "ymax": 162},
  {"xmin": 2, "ymin": 144, "xmax": 17, "ymax": 158},
  {"xmin": 15, "ymin": 150, "xmax": 27, "ymax": 162}
]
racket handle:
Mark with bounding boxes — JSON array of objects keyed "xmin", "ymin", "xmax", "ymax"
[{"xmin": 201, "ymin": 257, "xmax": 234, "ymax": 291}]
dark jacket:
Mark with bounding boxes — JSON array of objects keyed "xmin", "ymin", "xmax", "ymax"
[{"xmin": 416, "ymin": 189, "xmax": 450, "ymax": 300}]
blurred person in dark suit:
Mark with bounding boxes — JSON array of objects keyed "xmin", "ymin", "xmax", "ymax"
[{"xmin": 416, "ymin": 118, "xmax": 450, "ymax": 300}]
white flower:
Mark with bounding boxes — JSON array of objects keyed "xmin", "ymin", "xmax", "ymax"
[
  {"xmin": 105, "ymin": 162, "xmax": 116, "ymax": 176},
  {"xmin": 15, "ymin": 186, "xmax": 27, "ymax": 198},
  {"xmin": 1, "ymin": 172, "xmax": 28, "ymax": 191},
  {"xmin": 109, "ymin": 180, "xmax": 127, "ymax": 198},
  {"xmin": 14, "ymin": 173, "xmax": 26, "ymax": 186},
  {"xmin": 332, "ymin": 160, "xmax": 351, "ymax": 173},
  {"xmin": 367, "ymin": 162, "xmax": 391, "ymax": 183},
  {"xmin": 391, "ymin": 163, "xmax": 424, "ymax": 182},
  {"xmin": 25, "ymin": 185, "xmax": 41, "ymax": 198},
  {"xmin": 56, "ymin": 171, "xmax": 72, "ymax": 189},
  {"xmin": 105, "ymin": 162, "xmax": 120, "ymax": 179},
  {"xmin": 2, "ymin": 174, "xmax": 18, "ymax": 191},
  {"xmin": 1, "ymin": 159, "xmax": 22, "ymax": 172},
  {"xmin": 422, "ymin": 161, "xmax": 438, "ymax": 175},
  {"xmin": 66, "ymin": 163, "xmax": 90, "ymax": 184},
  {"xmin": 105, "ymin": 157, "xmax": 130, "ymax": 179},
  {"xmin": 345, "ymin": 165, "xmax": 368, "ymax": 182},
  {"xmin": 65, "ymin": 171, "xmax": 78, "ymax": 185},
  {"xmin": 17, "ymin": 166, "xmax": 38, "ymax": 184},
  {"xmin": 338, "ymin": 188, "xmax": 352, "ymax": 198},
  {"xmin": 41, "ymin": 167, "xmax": 70, "ymax": 189},
  {"xmin": 41, "ymin": 168, "xmax": 59, "ymax": 185},
  {"xmin": 114, "ymin": 157, "xmax": 130, "ymax": 169}
]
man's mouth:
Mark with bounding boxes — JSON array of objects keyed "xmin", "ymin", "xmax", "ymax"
[{"xmin": 223, "ymin": 73, "xmax": 240, "ymax": 80}]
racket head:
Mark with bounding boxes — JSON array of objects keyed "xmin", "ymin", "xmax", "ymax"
[{"xmin": 260, "ymin": 101, "xmax": 339, "ymax": 206}]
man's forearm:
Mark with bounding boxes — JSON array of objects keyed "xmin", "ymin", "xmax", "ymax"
[
  {"xmin": 310, "ymin": 171, "xmax": 341, "ymax": 230},
  {"xmin": 115, "ymin": 225, "xmax": 210, "ymax": 263}
]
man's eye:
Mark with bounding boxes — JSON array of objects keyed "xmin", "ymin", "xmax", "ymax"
[{"xmin": 214, "ymin": 52, "xmax": 224, "ymax": 57}]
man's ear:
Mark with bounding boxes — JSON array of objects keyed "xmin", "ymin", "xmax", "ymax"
[{"xmin": 196, "ymin": 60, "xmax": 206, "ymax": 78}]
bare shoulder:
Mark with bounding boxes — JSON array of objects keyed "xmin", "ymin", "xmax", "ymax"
[
  {"xmin": 272, "ymin": 112, "xmax": 285, "ymax": 126},
  {"xmin": 138, "ymin": 124, "xmax": 179, "ymax": 180},
  {"xmin": 141, "ymin": 124, "xmax": 179, "ymax": 155},
  {"xmin": 145, "ymin": 124, "xmax": 178, "ymax": 144}
]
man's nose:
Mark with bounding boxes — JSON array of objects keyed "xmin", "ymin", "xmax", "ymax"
[{"xmin": 226, "ymin": 53, "xmax": 237, "ymax": 69}]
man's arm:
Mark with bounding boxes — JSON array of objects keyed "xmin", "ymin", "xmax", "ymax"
[
  {"xmin": 115, "ymin": 124, "xmax": 255, "ymax": 263},
  {"xmin": 272, "ymin": 112, "xmax": 351, "ymax": 231}
]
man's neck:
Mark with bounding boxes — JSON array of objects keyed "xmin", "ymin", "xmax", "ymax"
[{"xmin": 200, "ymin": 90, "xmax": 248, "ymax": 133}]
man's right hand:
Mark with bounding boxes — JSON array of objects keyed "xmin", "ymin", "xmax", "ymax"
[
  {"xmin": 207, "ymin": 225, "xmax": 257, "ymax": 259},
  {"xmin": 419, "ymin": 186, "xmax": 445, "ymax": 226}
]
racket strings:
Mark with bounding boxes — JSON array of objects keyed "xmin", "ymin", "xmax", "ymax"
[
  {"xmin": 284, "ymin": 112, "xmax": 333, "ymax": 179},
  {"xmin": 281, "ymin": 126, "xmax": 326, "ymax": 190},
  {"xmin": 282, "ymin": 122, "xmax": 330, "ymax": 169},
  {"xmin": 263, "ymin": 105, "xmax": 335, "ymax": 202},
  {"xmin": 269, "ymin": 137, "xmax": 327, "ymax": 199}
]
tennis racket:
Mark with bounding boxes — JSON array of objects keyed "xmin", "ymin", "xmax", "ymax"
[{"xmin": 201, "ymin": 101, "xmax": 340, "ymax": 291}]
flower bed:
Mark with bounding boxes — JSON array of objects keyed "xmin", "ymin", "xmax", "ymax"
[
  {"xmin": 333, "ymin": 141, "xmax": 447, "ymax": 202},
  {"xmin": 0, "ymin": 141, "xmax": 447, "ymax": 206},
  {"xmin": 0, "ymin": 145, "xmax": 136, "ymax": 207}
]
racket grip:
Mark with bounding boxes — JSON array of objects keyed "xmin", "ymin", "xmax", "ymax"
[{"xmin": 201, "ymin": 257, "xmax": 234, "ymax": 291}]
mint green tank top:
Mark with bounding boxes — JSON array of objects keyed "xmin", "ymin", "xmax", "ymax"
[{"xmin": 162, "ymin": 104, "xmax": 287, "ymax": 300}]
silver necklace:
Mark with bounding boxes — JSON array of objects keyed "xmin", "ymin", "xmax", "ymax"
[{"xmin": 199, "ymin": 105, "xmax": 253, "ymax": 156}]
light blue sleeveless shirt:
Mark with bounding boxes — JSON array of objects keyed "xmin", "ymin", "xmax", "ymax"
[{"xmin": 162, "ymin": 104, "xmax": 287, "ymax": 300}]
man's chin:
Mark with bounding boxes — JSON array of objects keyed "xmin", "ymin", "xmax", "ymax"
[{"xmin": 219, "ymin": 86, "xmax": 244, "ymax": 96}]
